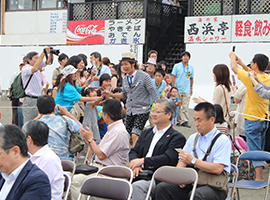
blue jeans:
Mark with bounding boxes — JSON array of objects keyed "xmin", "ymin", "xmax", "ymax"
[{"xmin": 245, "ymin": 119, "xmax": 269, "ymax": 167}]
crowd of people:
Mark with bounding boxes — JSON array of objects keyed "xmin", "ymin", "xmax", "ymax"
[{"xmin": 1, "ymin": 47, "xmax": 270, "ymax": 200}]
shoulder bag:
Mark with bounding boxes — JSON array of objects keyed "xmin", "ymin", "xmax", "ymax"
[
  {"xmin": 60, "ymin": 116, "xmax": 85, "ymax": 154},
  {"xmin": 193, "ymin": 132, "xmax": 229, "ymax": 191}
]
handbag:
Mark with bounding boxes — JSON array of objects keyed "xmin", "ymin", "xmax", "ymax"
[
  {"xmin": 61, "ymin": 116, "xmax": 85, "ymax": 154},
  {"xmin": 75, "ymin": 164, "xmax": 98, "ymax": 175},
  {"xmin": 193, "ymin": 132, "xmax": 229, "ymax": 191},
  {"xmin": 222, "ymin": 86, "xmax": 236, "ymax": 129},
  {"xmin": 132, "ymin": 170, "xmax": 154, "ymax": 182}
]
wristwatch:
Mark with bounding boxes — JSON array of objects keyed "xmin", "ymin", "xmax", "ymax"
[
  {"xmin": 191, "ymin": 158, "xmax": 196, "ymax": 165},
  {"xmin": 88, "ymin": 138, "xmax": 94, "ymax": 143}
]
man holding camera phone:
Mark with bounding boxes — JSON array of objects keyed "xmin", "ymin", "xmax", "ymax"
[
  {"xmin": 229, "ymin": 50, "xmax": 270, "ymax": 181},
  {"xmin": 21, "ymin": 47, "xmax": 53, "ymax": 123},
  {"xmin": 89, "ymin": 51, "xmax": 111, "ymax": 87}
]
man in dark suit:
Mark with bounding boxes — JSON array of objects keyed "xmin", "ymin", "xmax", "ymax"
[
  {"xmin": 129, "ymin": 99, "xmax": 186, "ymax": 200},
  {"xmin": 0, "ymin": 124, "xmax": 51, "ymax": 200}
]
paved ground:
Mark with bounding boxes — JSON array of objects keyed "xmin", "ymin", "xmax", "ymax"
[{"xmin": 0, "ymin": 97, "xmax": 269, "ymax": 199}]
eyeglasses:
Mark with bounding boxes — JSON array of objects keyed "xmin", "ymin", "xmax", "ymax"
[
  {"xmin": 0, "ymin": 150, "xmax": 5, "ymax": 155},
  {"xmin": 150, "ymin": 110, "xmax": 165, "ymax": 115}
]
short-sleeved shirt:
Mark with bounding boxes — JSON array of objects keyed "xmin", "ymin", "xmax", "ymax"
[
  {"xmin": 238, "ymin": 68, "xmax": 270, "ymax": 120},
  {"xmin": 21, "ymin": 64, "xmax": 44, "ymax": 96},
  {"xmin": 54, "ymin": 82, "xmax": 82, "ymax": 112},
  {"xmin": 52, "ymin": 67, "xmax": 62, "ymax": 80},
  {"xmin": 172, "ymin": 62, "xmax": 194, "ymax": 94},
  {"xmin": 89, "ymin": 65, "xmax": 112, "ymax": 87},
  {"xmin": 39, "ymin": 114, "xmax": 82, "ymax": 160},
  {"xmin": 183, "ymin": 127, "xmax": 231, "ymax": 173},
  {"xmin": 95, "ymin": 119, "xmax": 129, "ymax": 166},
  {"xmin": 150, "ymin": 79, "xmax": 166, "ymax": 105}
]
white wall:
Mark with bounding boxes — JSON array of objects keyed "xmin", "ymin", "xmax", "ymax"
[
  {"xmin": 186, "ymin": 42, "xmax": 270, "ymax": 108},
  {"xmin": 0, "ymin": 44, "xmax": 143, "ymax": 90},
  {"xmin": 2, "ymin": 10, "xmax": 67, "ymax": 45}
]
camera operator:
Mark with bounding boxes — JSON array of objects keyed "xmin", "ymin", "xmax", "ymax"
[
  {"xmin": 21, "ymin": 47, "xmax": 53, "ymax": 124},
  {"xmin": 139, "ymin": 50, "xmax": 158, "ymax": 72}
]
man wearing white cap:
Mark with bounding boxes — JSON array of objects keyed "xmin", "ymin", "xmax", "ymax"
[{"xmin": 107, "ymin": 52, "xmax": 159, "ymax": 147}]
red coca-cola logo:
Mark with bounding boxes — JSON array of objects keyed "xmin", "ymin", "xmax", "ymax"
[{"xmin": 74, "ymin": 25, "xmax": 99, "ymax": 36}]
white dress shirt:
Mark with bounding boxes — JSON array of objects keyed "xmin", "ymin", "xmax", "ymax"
[
  {"xmin": 30, "ymin": 145, "xmax": 64, "ymax": 200},
  {"xmin": 0, "ymin": 159, "xmax": 29, "ymax": 199},
  {"xmin": 145, "ymin": 125, "xmax": 171, "ymax": 158}
]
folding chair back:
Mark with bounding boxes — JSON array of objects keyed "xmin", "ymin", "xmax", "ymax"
[
  {"xmin": 63, "ymin": 173, "xmax": 71, "ymax": 200},
  {"xmin": 145, "ymin": 166, "xmax": 198, "ymax": 200},
  {"xmin": 61, "ymin": 160, "xmax": 76, "ymax": 180},
  {"xmin": 77, "ymin": 177, "xmax": 132, "ymax": 200},
  {"xmin": 230, "ymin": 151, "xmax": 270, "ymax": 200},
  {"xmin": 228, "ymin": 164, "xmax": 238, "ymax": 199},
  {"xmin": 96, "ymin": 165, "xmax": 133, "ymax": 183}
]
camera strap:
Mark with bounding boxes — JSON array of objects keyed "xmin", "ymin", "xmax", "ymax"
[
  {"xmin": 97, "ymin": 64, "xmax": 102, "ymax": 76},
  {"xmin": 43, "ymin": 48, "xmax": 48, "ymax": 60}
]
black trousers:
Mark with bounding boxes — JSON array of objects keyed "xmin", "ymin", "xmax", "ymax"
[
  {"xmin": 155, "ymin": 183, "xmax": 227, "ymax": 200},
  {"xmin": 11, "ymin": 98, "xmax": 19, "ymax": 126}
]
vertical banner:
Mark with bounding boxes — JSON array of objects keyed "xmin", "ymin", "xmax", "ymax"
[
  {"xmin": 104, "ymin": 18, "xmax": 145, "ymax": 44},
  {"xmin": 232, "ymin": 14, "xmax": 270, "ymax": 42},
  {"xmin": 66, "ymin": 20, "xmax": 105, "ymax": 45},
  {"xmin": 184, "ymin": 16, "xmax": 231, "ymax": 43}
]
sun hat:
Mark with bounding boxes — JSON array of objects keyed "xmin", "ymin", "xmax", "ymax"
[
  {"xmin": 120, "ymin": 52, "xmax": 137, "ymax": 62},
  {"xmin": 62, "ymin": 65, "xmax": 78, "ymax": 77},
  {"xmin": 146, "ymin": 58, "xmax": 157, "ymax": 65}
]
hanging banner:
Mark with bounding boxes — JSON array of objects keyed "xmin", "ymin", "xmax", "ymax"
[
  {"xmin": 104, "ymin": 18, "xmax": 145, "ymax": 44},
  {"xmin": 232, "ymin": 14, "xmax": 270, "ymax": 42},
  {"xmin": 66, "ymin": 20, "xmax": 105, "ymax": 45},
  {"xmin": 185, "ymin": 16, "xmax": 231, "ymax": 43}
]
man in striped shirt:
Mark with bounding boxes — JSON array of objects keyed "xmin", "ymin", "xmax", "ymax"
[{"xmin": 108, "ymin": 52, "xmax": 159, "ymax": 147}]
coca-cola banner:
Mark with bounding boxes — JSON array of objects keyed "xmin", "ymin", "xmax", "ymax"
[{"xmin": 67, "ymin": 20, "xmax": 105, "ymax": 44}]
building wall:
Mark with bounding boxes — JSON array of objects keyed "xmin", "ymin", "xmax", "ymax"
[{"xmin": 2, "ymin": 10, "xmax": 67, "ymax": 45}]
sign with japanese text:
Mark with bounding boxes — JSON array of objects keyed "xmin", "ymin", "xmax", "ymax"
[
  {"xmin": 185, "ymin": 16, "xmax": 231, "ymax": 43},
  {"xmin": 50, "ymin": 11, "xmax": 67, "ymax": 34},
  {"xmin": 104, "ymin": 18, "xmax": 145, "ymax": 44},
  {"xmin": 232, "ymin": 14, "xmax": 270, "ymax": 42},
  {"xmin": 66, "ymin": 20, "xmax": 105, "ymax": 45}
]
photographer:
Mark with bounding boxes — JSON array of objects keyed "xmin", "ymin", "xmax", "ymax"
[
  {"xmin": 89, "ymin": 52, "xmax": 111, "ymax": 87},
  {"xmin": 139, "ymin": 50, "xmax": 158, "ymax": 72},
  {"xmin": 229, "ymin": 51, "xmax": 270, "ymax": 181},
  {"xmin": 21, "ymin": 47, "xmax": 53, "ymax": 124}
]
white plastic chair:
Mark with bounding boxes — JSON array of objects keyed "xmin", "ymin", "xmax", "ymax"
[
  {"xmin": 96, "ymin": 165, "xmax": 133, "ymax": 183},
  {"xmin": 77, "ymin": 176, "xmax": 132, "ymax": 200},
  {"xmin": 145, "ymin": 166, "xmax": 198, "ymax": 200},
  {"xmin": 229, "ymin": 151, "xmax": 270, "ymax": 200},
  {"xmin": 62, "ymin": 173, "xmax": 71, "ymax": 200}
]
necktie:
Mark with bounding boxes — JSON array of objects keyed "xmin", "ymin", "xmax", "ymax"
[{"xmin": 129, "ymin": 75, "xmax": 133, "ymax": 86}]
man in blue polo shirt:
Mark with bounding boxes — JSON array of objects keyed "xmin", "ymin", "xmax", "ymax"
[{"xmin": 172, "ymin": 51, "xmax": 194, "ymax": 128}]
